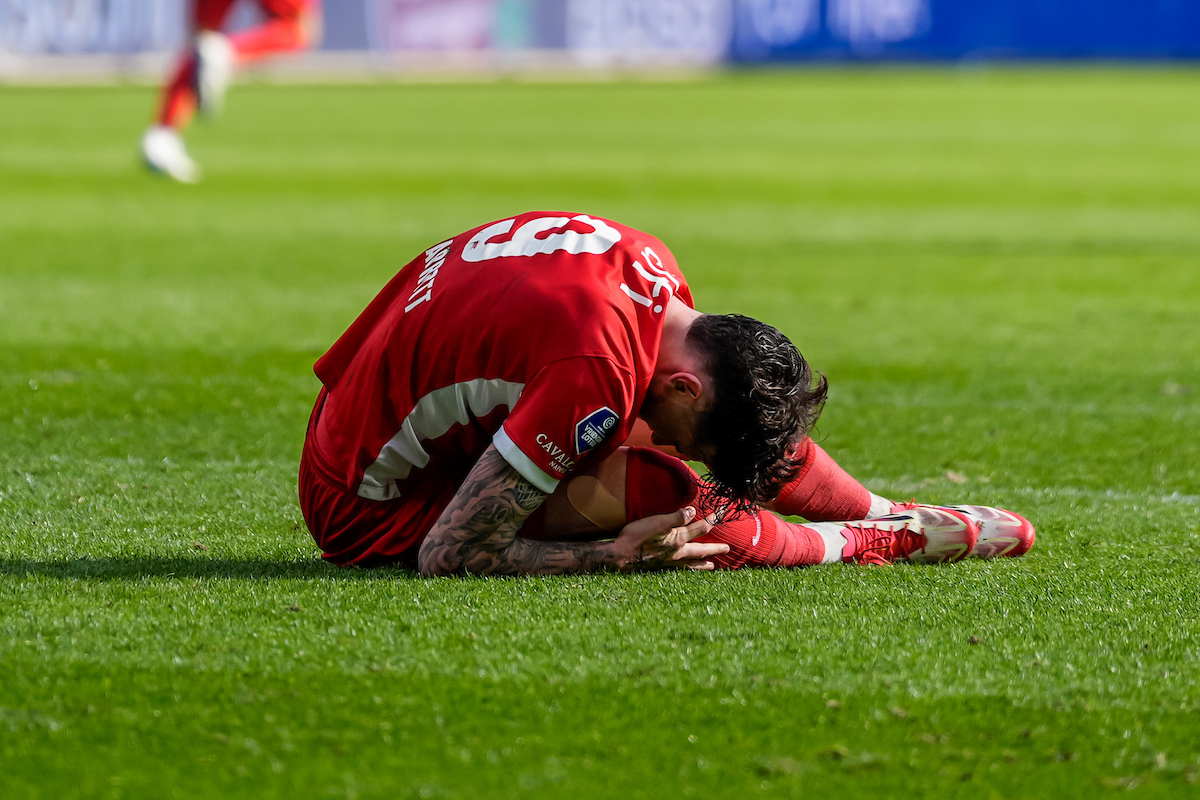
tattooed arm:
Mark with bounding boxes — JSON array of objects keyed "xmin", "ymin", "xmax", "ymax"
[{"xmin": 417, "ymin": 444, "xmax": 726, "ymax": 577}]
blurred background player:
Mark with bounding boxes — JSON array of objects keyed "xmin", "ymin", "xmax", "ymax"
[{"xmin": 140, "ymin": 0, "xmax": 322, "ymax": 183}]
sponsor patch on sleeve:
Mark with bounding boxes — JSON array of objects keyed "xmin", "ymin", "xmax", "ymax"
[{"xmin": 575, "ymin": 407, "xmax": 620, "ymax": 456}]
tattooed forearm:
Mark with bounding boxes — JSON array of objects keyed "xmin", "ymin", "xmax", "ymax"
[{"xmin": 417, "ymin": 445, "xmax": 620, "ymax": 577}]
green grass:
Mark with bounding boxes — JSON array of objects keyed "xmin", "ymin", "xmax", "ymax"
[{"xmin": 2, "ymin": 68, "xmax": 1199, "ymax": 798}]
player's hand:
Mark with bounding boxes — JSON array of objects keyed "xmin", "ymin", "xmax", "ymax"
[{"xmin": 614, "ymin": 506, "xmax": 728, "ymax": 572}]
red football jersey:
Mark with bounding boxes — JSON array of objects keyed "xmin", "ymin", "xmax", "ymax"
[{"xmin": 312, "ymin": 212, "xmax": 694, "ymax": 501}]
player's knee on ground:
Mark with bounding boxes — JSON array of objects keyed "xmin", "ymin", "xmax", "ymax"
[
  {"xmin": 624, "ymin": 446, "xmax": 700, "ymax": 520},
  {"xmin": 520, "ymin": 447, "xmax": 699, "ymax": 541}
]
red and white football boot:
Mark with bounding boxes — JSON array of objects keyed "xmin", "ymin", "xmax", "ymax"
[
  {"xmin": 943, "ymin": 505, "xmax": 1035, "ymax": 558},
  {"xmin": 889, "ymin": 502, "xmax": 1035, "ymax": 559},
  {"xmin": 830, "ymin": 506, "xmax": 979, "ymax": 565}
]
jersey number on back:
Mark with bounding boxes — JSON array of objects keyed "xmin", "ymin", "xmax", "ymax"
[{"xmin": 461, "ymin": 214, "xmax": 621, "ymax": 262}]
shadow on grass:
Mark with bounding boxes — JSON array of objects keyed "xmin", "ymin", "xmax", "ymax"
[{"xmin": 0, "ymin": 557, "xmax": 418, "ymax": 581}]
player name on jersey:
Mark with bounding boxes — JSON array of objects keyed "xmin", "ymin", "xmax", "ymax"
[{"xmin": 405, "ymin": 239, "xmax": 453, "ymax": 313}]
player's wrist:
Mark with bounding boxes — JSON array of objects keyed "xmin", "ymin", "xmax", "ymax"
[{"xmin": 609, "ymin": 536, "xmax": 641, "ymax": 573}]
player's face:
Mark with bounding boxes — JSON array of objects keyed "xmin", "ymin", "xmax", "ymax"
[{"xmin": 640, "ymin": 389, "xmax": 716, "ymax": 464}]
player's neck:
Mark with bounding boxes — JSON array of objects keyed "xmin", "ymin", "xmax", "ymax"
[
  {"xmin": 659, "ymin": 296, "xmax": 702, "ymax": 367},
  {"xmin": 651, "ymin": 297, "xmax": 706, "ymax": 393}
]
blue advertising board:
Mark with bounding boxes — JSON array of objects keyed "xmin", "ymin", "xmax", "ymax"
[
  {"xmin": 4, "ymin": 0, "xmax": 1200, "ymax": 61},
  {"xmin": 731, "ymin": 0, "xmax": 1200, "ymax": 61}
]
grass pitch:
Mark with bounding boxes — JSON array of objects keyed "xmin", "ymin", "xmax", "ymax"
[{"xmin": 2, "ymin": 69, "xmax": 1199, "ymax": 798}]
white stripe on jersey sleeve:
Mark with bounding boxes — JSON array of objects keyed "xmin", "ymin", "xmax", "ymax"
[
  {"xmin": 493, "ymin": 425, "xmax": 561, "ymax": 495},
  {"xmin": 357, "ymin": 378, "xmax": 526, "ymax": 502}
]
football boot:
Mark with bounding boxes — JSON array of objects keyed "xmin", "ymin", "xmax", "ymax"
[
  {"xmin": 141, "ymin": 126, "xmax": 199, "ymax": 183},
  {"xmin": 942, "ymin": 505, "xmax": 1035, "ymax": 558},
  {"xmin": 890, "ymin": 502, "xmax": 1035, "ymax": 559},
  {"xmin": 827, "ymin": 506, "xmax": 979, "ymax": 565}
]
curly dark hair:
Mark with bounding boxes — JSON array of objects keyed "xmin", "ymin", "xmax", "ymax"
[{"xmin": 686, "ymin": 313, "xmax": 828, "ymax": 512}]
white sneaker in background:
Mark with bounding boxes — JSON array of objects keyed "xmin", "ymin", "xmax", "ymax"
[
  {"xmin": 194, "ymin": 30, "xmax": 235, "ymax": 119},
  {"xmin": 140, "ymin": 125, "xmax": 200, "ymax": 184}
]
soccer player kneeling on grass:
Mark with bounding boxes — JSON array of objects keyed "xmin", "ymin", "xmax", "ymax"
[{"xmin": 299, "ymin": 212, "xmax": 1035, "ymax": 576}]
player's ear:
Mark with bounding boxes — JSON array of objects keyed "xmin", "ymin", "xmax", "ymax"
[{"xmin": 669, "ymin": 372, "xmax": 704, "ymax": 403}]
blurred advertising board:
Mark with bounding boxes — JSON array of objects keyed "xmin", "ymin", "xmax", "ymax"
[
  {"xmin": 364, "ymin": 0, "xmax": 730, "ymax": 62},
  {"xmin": 0, "ymin": 0, "xmax": 730, "ymax": 64},
  {"xmin": 0, "ymin": 0, "xmax": 187, "ymax": 54},
  {"xmin": 0, "ymin": 0, "xmax": 729, "ymax": 65},
  {"xmin": 732, "ymin": 0, "xmax": 1200, "ymax": 60},
  {"xmin": 367, "ymin": 0, "xmax": 494, "ymax": 51},
  {"xmin": 2, "ymin": 0, "xmax": 1198, "ymax": 60},
  {"xmin": 564, "ymin": 0, "xmax": 731, "ymax": 63}
]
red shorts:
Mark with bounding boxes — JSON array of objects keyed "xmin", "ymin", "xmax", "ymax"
[
  {"xmin": 298, "ymin": 393, "xmax": 694, "ymax": 570},
  {"xmin": 194, "ymin": 0, "xmax": 316, "ymax": 30},
  {"xmin": 299, "ymin": 390, "xmax": 467, "ymax": 568}
]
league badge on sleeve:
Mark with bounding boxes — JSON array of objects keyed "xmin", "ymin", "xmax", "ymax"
[{"xmin": 575, "ymin": 407, "xmax": 620, "ymax": 456}]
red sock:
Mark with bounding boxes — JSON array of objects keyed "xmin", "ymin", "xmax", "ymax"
[
  {"xmin": 769, "ymin": 438, "xmax": 872, "ymax": 522},
  {"xmin": 697, "ymin": 511, "xmax": 826, "ymax": 569},
  {"xmin": 156, "ymin": 56, "xmax": 197, "ymax": 128},
  {"xmin": 230, "ymin": 17, "xmax": 310, "ymax": 62}
]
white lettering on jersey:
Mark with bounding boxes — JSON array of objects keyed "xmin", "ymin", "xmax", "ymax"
[
  {"xmin": 405, "ymin": 239, "xmax": 454, "ymax": 313},
  {"xmin": 535, "ymin": 433, "xmax": 576, "ymax": 474},
  {"xmin": 620, "ymin": 283, "xmax": 653, "ymax": 308},
  {"xmin": 641, "ymin": 246, "xmax": 680, "ymax": 290},
  {"xmin": 358, "ymin": 378, "xmax": 525, "ymax": 501},
  {"xmin": 461, "ymin": 214, "xmax": 622, "ymax": 263},
  {"xmin": 623, "ymin": 245, "xmax": 677, "ymax": 314}
]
